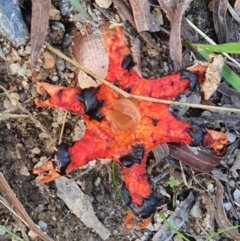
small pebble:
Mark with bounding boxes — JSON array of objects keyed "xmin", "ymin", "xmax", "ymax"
[
  {"xmin": 3, "ymin": 99, "xmax": 13, "ymax": 109},
  {"xmin": 38, "ymin": 220, "xmax": 48, "ymax": 231},
  {"xmin": 43, "ymin": 51, "xmax": 55, "ymax": 69},
  {"xmin": 95, "ymin": 0, "xmax": 112, "ymax": 9},
  {"xmin": 223, "ymin": 202, "xmax": 232, "ymax": 211},
  {"xmin": 36, "ymin": 204, "xmax": 44, "ymax": 212},
  {"xmin": 9, "ymin": 63, "xmax": 20, "ymax": 75},
  {"xmin": 39, "ymin": 132, "xmax": 50, "ymax": 139},
  {"xmin": 226, "ymin": 132, "xmax": 236, "ymax": 143},
  {"xmin": 19, "ymin": 165, "xmax": 30, "ymax": 176},
  {"xmin": 31, "ymin": 147, "xmax": 41, "ymax": 154},
  {"xmin": 51, "ymin": 122, "xmax": 59, "ymax": 128},
  {"xmin": 94, "ymin": 177, "xmax": 101, "ymax": 187},
  {"xmin": 112, "ymin": 229, "xmax": 118, "ymax": 236},
  {"xmin": 56, "ymin": 57, "xmax": 65, "ymax": 71},
  {"xmin": 50, "ymin": 75, "xmax": 59, "ymax": 82},
  {"xmin": 28, "ymin": 230, "xmax": 38, "ymax": 239},
  {"xmin": 190, "ymin": 200, "xmax": 202, "ymax": 218},
  {"xmin": 0, "ymin": 228, "xmax": 5, "ymax": 236},
  {"xmin": 49, "ymin": 5, "xmax": 61, "ymax": 20},
  {"xmin": 18, "ymin": 67, "xmax": 27, "ymax": 77},
  {"xmin": 233, "ymin": 189, "xmax": 240, "ymax": 200},
  {"xmin": 147, "ymin": 48, "xmax": 159, "ymax": 57},
  {"xmin": 10, "ymin": 92, "xmax": 20, "ymax": 106},
  {"xmin": 22, "ymin": 80, "xmax": 29, "ymax": 89},
  {"xmin": 228, "ymin": 180, "xmax": 236, "ymax": 188},
  {"xmin": 207, "ymin": 183, "xmax": 215, "ymax": 193}
]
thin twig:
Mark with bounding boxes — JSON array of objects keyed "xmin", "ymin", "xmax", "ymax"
[
  {"xmin": 185, "ymin": 18, "xmax": 240, "ymax": 68},
  {"xmin": 0, "ymin": 172, "xmax": 55, "ymax": 241},
  {"xmin": 47, "ymin": 45, "xmax": 240, "ymax": 114},
  {"xmin": 58, "ymin": 111, "xmax": 68, "ymax": 145},
  {"xmin": 0, "ymin": 85, "xmax": 53, "ymax": 142}
]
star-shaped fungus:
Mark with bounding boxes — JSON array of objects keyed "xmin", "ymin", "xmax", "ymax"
[{"xmin": 33, "ymin": 27, "xmax": 227, "ymax": 224}]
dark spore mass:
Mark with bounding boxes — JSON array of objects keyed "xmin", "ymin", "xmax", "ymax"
[
  {"xmin": 120, "ymin": 144, "xmax": 145, "ymax": 167},
  {"xmin": 122, "ymin": 55, "xmax": 135, "ymax": 70},
  {"xmin": 54, "ymin": 143, "xmax": 70, "ymax": 175},
  {"xmin": 77, "ymin": 87, "xmax": 104, "ymax": 121}
]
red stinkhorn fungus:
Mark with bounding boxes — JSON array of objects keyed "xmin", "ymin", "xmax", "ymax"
[{"xmin": 33, "ymin": 26, "xmax": 228, "ymax": 226}]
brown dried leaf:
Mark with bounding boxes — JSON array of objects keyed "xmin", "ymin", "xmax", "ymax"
[
  {"xmin": 148, "ymin": 144, "xmax": 169, "ymax": 174},
  {"xmin": 214, "ymin": 178, "xmax": 240, "ymax": 239},
  {"xmin": 72, "ymin": 25, "xmax": 109, "ymax": 88},
  {"xmin": 112, "ymin": 0, "xmax": 160, "ymax": 50},
  {"xmin": 158, "ymin": 0, "xmax": 193, "ymax": 71},
  {"xmin": 31, "ymin": 0, "xmax": 51, "ymax": 79},
  {"xmin": 212, "ymin": 0, "xmax": 228, "ymax": 43},
  {"xmin": 202, "ymin": 54, "xmax": 224, "ymax": 100},
  {"xmin": 128, "ymin": 0, "xmax": 161, "ymax": 32},
  {"xmin": 168, "ymin": 143, "xmax": 222, "ymax": 173},
  {"xmin": 181, "ymin": 17, "xmax": 199, "ymax": 43}
]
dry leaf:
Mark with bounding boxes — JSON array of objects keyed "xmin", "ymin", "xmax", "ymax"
[
  {"xmin": 55, "ymin": 177, "xmax": 110, "ymax": 240},
  {"xmin": 212, "ymin": 0, "xmax": 228, "ymax": 43},
  {"xmin": 168, "ymin": 143, "xmax": 222, "ymax": 173},
  {"xmin": 158, "ymin": 0, "xmax": 193, "ymax": 70},
  {"xmin": 214, "ymin": 178, "xmax": 240, "ymax": 239},
  {"xmin": 128, "ymin": 0, "xmax": 162, "ymax": 32},
  {"xmin": 31, "ymin": 0, "xmax": 51, "ymax": 79},
  {"xmin": 202, "ymin": 54, "xmax": 224, "ymax": 100},
  {"xmin": 148, "ymin": 144, "xmax": 169, "ymax": 174},
  {"xmin": 72, "ymin": 25, "xmax": 109, "ymax": 88},
  {"xmin": 0, "ymin": 173, "xmax": 54, "ymax": 241}
]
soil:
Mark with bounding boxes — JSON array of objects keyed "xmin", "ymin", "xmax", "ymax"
[{"xmin": 0, "ymin": 0, "xmax": 240, "ymax": 241}]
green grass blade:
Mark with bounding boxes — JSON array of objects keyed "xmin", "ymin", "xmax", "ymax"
[
  {"xmin": 112, "ymin": 162, "xmax": 124, "ymax": 201},
  {"xmin": 158, "ymin": 212, "xmax": 191, "ymax": 241},
  {"xmin": 205, "ymin": 225, "xmax": 240, "ymax": 241},
  {"xmin": 198, "ymin": 49, "xmax": 240, "ymax": 92},
  {"xmin": 0, "ymin": 225, "xmax": 25, "ymax": 241},
  {"xmin": 68, "ymin": 0, "xmax": 91, "ymax": 20},
  {"xmin": 183, "ymin": 42, "xmax": 240, "ymax": 54}
]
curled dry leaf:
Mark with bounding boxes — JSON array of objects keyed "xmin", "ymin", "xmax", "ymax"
[
  {"xmin": 72, "ymin": 25, "xmax": 109, "ymax": 89},
  {"xmin": 212, "ymin": 0, "xmax": 228, "ymax": 43},
  {"xmin": 168, "ymin": 143, "xmax": 223, "ymax": 173},
  {"xmin": 202, "ymin": 55, "xmax": 224, "ymax": 100},
  {"xmin": 190, "ymin": 55, "xmax": 224, "ymax": 100},
  {"xmin": 31, "ymin": 0, "xmax": 51, "ymax": 79},
  {"xmin": 128, "ymin": 0, "xmax": 162, "ymax": 32},
  {"xmin": 214, "ymin": 178, "xmax": 240, "ymax": 239},
  {"xmin": 148, "ymin": 144, "xmax": 169, "ymax": 174},
  {"xmin": 158, "ymin": 0, "xmax": 193, "ymax": 70}
]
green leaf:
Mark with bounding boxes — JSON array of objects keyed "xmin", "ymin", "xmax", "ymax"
[
  {"xmin": 183, "ymin": 42, "xmax": 240, "ymax": 54},
  {"xmin": 198, "ymin": 49, "xmax": 240, "ymax": 92},
  {"xmin": 168, "ymin": 176, "xmax": 180, "ymax": 188}
]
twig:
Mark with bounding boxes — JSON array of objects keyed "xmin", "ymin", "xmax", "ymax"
[
  {"xmin": 185, "ymin": 18, "xmax": 240, "ymax": 68},
  {"xmin": 0, "ymin": 113, "xmax": 29, "ymax": 121},
  {"xmin": 47, "ymin": 45, "xmax": 240, "ymax": 114},
  {"xmin": 58, "ymin": 111, "xmax": 68, "ymax": 145},
  {"xmin": 0, "ymin": 85, "xmax": 53, "ymax": 142},
  {"xmin": 0, "ymin": 172, "xmax": 55, "ymax": 241},
  {"xmin": 227, "ymin": 3, "xmax": 240, "ymax": 23}
]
